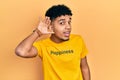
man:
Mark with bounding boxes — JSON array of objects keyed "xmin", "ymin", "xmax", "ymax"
[{"xmin": 15, "ymin": 4, "xmax": 91, "ymax": 80}]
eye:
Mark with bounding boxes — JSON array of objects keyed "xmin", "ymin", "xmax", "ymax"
[{"xmin": 59, "ymin": 21, "xmax": 65, "ymax": 25}]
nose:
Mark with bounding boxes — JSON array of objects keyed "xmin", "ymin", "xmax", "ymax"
[{"xmin": 65, "ymin": 23, "xmax": 71, "ymax": 30}]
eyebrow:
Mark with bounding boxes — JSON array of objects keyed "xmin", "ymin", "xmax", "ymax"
[{"xmin": 58, "ymin": 18, "xmax": 72, "ymax": 22}]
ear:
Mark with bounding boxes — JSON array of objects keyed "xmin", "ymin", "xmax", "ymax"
[
  {"xmin": 48, "ymin": 25, "xmax": 54, "ymax": 33},
  {"xmin": 49, "ymin": 21, "xmax": 55, "ymax": 31},
  {"xmin": 49, "ymin": 22, "xmax": 54, "ymax": 29}
]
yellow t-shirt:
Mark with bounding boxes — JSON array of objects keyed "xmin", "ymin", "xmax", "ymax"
[{"xmin": 33, "ymin": 34, "xmax": 88, "ymax": 80}]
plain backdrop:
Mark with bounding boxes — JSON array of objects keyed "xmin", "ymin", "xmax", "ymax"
[{"xmin": 0, "ymin": 0, "xmax": 120, "ymax": 80}]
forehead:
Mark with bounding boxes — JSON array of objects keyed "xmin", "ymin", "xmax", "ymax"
[{"xmin": 54, "ymin": 15, "xmax": 72, "ymax": 22}]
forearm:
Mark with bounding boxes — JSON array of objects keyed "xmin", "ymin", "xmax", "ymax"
[
  {"xmin": 15, "ymin": 29, "xmax": 41, "ymax": 56},
  {"xmin": 81, "ymin": 66, "xmax": 91, "ymax": 80}
]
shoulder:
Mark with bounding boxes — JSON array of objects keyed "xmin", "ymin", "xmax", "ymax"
[
  {"xmin": 69, "ymin": 34, "xmax": 86, "ymax": 45},
  {"xmin": 70, "ymin": 34, "xmax": 83, "ymax": 40},
  {"xmin": 34, "ymin": 38, "xmax": 50, "ymax": 45}
]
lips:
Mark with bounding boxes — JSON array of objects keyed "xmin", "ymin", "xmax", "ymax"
[{"xmin": 64, "ymin": 31, "xmax": 71, "ymax": 37}]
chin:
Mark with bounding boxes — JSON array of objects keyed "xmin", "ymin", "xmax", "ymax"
[
  {"xmin": 62, "ymin": 37, "xmax": 70, "ymax": 41},
  {"xmin": 64, "ymin": 39, "xmax": 69, "ymax": 41}
]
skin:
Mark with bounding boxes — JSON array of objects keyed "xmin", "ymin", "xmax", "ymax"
[
  {"xmin": 50, "ymin": 15, "xmax": 72, "ymax": 43},
  {"xmin": 15, "ymin": 15, "xmax": 91, "ymax": 80}
]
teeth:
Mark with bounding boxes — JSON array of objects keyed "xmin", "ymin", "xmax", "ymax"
[{"xmin": 65, "ymin": 32, "xmax": 70, "ymax": 34}]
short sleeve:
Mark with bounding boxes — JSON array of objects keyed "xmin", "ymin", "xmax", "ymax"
[
  {"xmin": 80, "ymin": 37, "xmax": 88, "ymax": 58},
  {"xmin": 33, "ymin": 41, "xmax": 43, "ymax": 58}
]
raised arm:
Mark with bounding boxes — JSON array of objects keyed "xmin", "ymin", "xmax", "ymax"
[{"xmin": 15, "ymin": 17, "xmax": 53, "ymax": 58}]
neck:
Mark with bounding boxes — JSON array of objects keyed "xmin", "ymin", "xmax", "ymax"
[{"xmin": 50, "ymin": 34, "xmax": 67, "ymax": 43}]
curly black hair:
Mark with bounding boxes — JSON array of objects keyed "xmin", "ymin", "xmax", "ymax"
[{"xmin": 45, "ymin": 4, "xmax": 72, "ymax": 21}]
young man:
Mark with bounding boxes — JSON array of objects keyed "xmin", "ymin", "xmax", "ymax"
[{"xmin": 15, "ymin": 4, "xmax": 91, "ymax": 80}]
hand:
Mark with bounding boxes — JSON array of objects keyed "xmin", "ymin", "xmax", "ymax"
[{"xmin": 37, "ymin": 17, "xmax": 54, "ymax": 34}]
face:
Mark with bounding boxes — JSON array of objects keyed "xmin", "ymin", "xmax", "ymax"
[{"xmin": 50, "ymin": 15, "xmax": 72, "ymax": 43}]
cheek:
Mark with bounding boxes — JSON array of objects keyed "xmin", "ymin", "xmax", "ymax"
[
  {"xmin": 53, "ymin": 27, "xmax": 64, "ymax": 37},
  {"xmin": 52, "ymin": 23, "xmax": 65, "ymax": 34},
  {"xmin": 54, "ymin": 26, "xmax": 64, "ymax": 33}
]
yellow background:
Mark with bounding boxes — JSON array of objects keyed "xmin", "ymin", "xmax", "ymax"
[{"xmin": 0, "ymin": 0, "xmax": 120, "ymax": 80}]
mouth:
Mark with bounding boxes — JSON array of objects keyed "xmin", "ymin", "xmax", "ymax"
[{"xmin": 63, "ymin": 31, "xmax": 71, "ymax": 37}]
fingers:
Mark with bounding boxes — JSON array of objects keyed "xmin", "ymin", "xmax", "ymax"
[
  {"xmin": 47, "ymin": 25, "xmax": 54, "ymax": 34},
  {"xmin": 43, "ymin": 17, "xmax": 51, "ymax": 26},
  {"xmin": 46, "ymin": 17, "xmax": 51, "ymax": 25},
  {"xmin": 46, "ymin": 31, "xmax": 54, "ymax": 34},
  {"xmin": 45, "ymin": 17, "xmax": 54, "ymax": 34},
  {"xmin": 37, "ymin": 16, "xmax": 54, "ymax": 34},
  {"xmin": 38, "ymin": 16, "xmax": 51, "ymax": 29}
]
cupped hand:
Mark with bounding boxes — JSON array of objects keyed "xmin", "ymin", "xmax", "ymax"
[{"xmin": 37, "ymin": 17, "xmax": 54, "ymax": 34}]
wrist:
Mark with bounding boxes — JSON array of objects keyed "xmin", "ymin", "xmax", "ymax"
[{"xmin": 33, "ymin": 28, "xmax": 42, "ymax": 37}]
